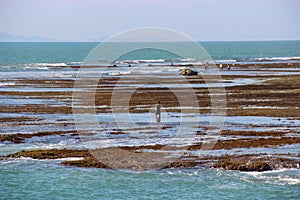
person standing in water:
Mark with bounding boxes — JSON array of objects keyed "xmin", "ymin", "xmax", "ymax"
[
  {"xmin": 156, "ymin": 101, "xmax": 161, "ymax": 123},
  {"xmin": 204, "ymin": 62, "xmax": 209, "ymax": 70},
  {"xmin": 227, "ymin": 64, "xmax": 231, "ymax": 70}
]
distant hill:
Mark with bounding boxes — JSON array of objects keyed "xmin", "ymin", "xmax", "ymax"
[{"xmin": 0, "ymin": 32, "xmax": 52, "ymax": 42}]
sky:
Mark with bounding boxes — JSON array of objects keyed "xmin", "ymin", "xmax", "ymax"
[{"xmin": 0, "ymin": 0, "xmax": 299, "ymax": 41}]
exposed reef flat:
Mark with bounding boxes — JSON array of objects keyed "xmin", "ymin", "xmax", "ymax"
[
  {"xmin": 2, "ymin": 149, "xmax": 299, "ymax": 171},
  {"xmin": 1, "ymin": 63, "xmax": 300, "ymax": 171}
]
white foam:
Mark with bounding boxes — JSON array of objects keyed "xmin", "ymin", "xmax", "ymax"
[
  {"xmin": 25, "ymin": 63, "xmax": 68, "ymax": 67},
  {"xmin": 118, "ymin": 59, "xmax": 166, "ymax": 64},
  {"xmin": 180, "ymin": 58, "xmax": 196, "ymax": 62},
  {"xmin": 215, "ymin": 59, "xmax": 237, "ymax": 63},
  {"xmin": 67, "ymin": 62, "xmax": 82, "ymax": 65},
  {"xmin": 241, "ymin": 168, "xmax": 300, "ymax": 185},
  {"xmin": 268, "ymin": 56, "xmax": 300, "ymax": 61},
  {"xmin": 2, "ymin": 156, "xmax": 84, "ymax": 163},
  {"xmin": 0, "ymin": 82, "xmax": 16, "ymax": 86},
  {"xmin": 110, "ymin": 71, "xmax": 131, "ymax": 76},
  {"xmin": 38, "ymin": 67, "xmax": 49, "ymax": 70},
  {"xmin": 279, "ymin": 177, "xmax": 300, "ymax": 185},
  {"xmin": 241, "ymin": 168, "xmax": 288, "ymax": 175},
  {"xmin": 54, "ymin": 157, "xmax": 84, "ymax": 161},
  {"xmin": 138, "ymin": 59, "xmax": 166, "ymax": 63}
]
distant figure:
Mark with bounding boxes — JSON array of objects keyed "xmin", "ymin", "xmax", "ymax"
[
  {"xmin": 219, "ymin": 64, "xmax": 223, "ymax": 70},
  {"xmin": 227, "ymin": 64, "xmax": 231, "ymax": 70},
  {"xmin": 156, "ymin": 101, "xmax": 161, "ymax": 123},
  {"xmin": 204, "ymin": 62, "xmax": 209, "ymax": 70}
]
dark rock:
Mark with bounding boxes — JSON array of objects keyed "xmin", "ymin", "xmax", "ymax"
[
  {"xmin": 7, "ymin": 149, "xmax": 90, "ymax": 159},
  {"xmin": 180, "ymin": 69, "xmax": 198, "ymax": 76},
  {"xmin": 162, "ymin": 160, "xmax": 198, "ymax": 169},
  {"xmin": 0, "ymin": 131, "xmax": 76, "ymax": 143},
  {"xmin": 214, "ymin": 158, "xmax": 273, "ymax": 172},
  {"xmin": 62, "ymin": 157, "xmax": 111, "ymax": 169}
]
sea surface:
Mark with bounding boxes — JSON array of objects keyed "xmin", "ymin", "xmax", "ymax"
[
  {"xmin": 1, "ymin": 41, "xmax": 300, "ymax": 68},
  {"xmin": 0, "ymin": 41, "xmax": 300, "ymax": 199}
]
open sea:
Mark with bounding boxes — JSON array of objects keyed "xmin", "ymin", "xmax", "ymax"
[
  {"xmin": 1, "ymin": 41, "xmax": 300, "ymax": 67},
  {"xmin": 0, "ymin": 41, "xmax": 300, "ymax": 199}
]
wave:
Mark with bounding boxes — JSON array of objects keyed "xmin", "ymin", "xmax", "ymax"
[
  {"xmin": 116, "ymin": 58, "xmax": 202, "ymax": 65},
  {"xmin": 215, "ymin": 59, "xmax": 237, "ymax": 63},
  {"xmin": 213, "ymin": 56, "xmax": 300, "ymax": 64},
  {"xmin": 0, "ymin": 62, "xmax": 72, "ymax": 72},
  {"xmin": 257, "ymin": 56, "xmax": 300, "ymax": 61},
  {"xmin": 116, "ymin": 59, "xmax": 166, "ymax": 64},
  {"xmin": 1, "ymin": 55, "xmax": 299, "ymax": 73},
  {"xmin": 111, "ymin": 56, "xmax": 300, "ymax": 66},
  {"xmin": 235, "ymin": 56, "xmax": 300, "ymax": 63},
  {"xmin": 180, "ymin": 58, "xmax": 196, "ymax": 62},
  {"xmin": 0, "ymin": 62, "xmax": 69, "ymax": 69},
  {"xmin": 24, "ymin": 62, "xmax": 68, "ymax": 67},
  {"xmin": 240, "ymin": 168, "xmax": 300, "ymax": 185},
  {"xmin": 66, "ymin": 62, "xmax": 83, "ymax": 66}
]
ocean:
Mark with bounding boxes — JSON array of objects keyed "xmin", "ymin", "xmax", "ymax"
[
  {"xmin": 1, "ymin": 41, "xmax": 300, "ymax": 68},
  {"xmin": 0, "ymin": 41, "xmax": 300, "ymax": 199}
]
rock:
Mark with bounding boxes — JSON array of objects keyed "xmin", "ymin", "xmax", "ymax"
[
  {"xmin": 109, "ymin": 131, "xmax": 127, "ymax": 135},
  {"xmin": 242, "ymin": 161, "xmax": 272, "ymax": 172},
  {"xmin": 162, "ymin": 160, "xmax": 198, "ymax": 169},
  {"xmin": 0, "ymin": 131, "xmax": 76, "ymax": 143},
  {"xmin": 214, "ymin": 158, "xmax": 273, "ymax": 172},
  {"xmin": 180, "ymin": 69, "xmax": 198, "ymax": 76},
  {"xmin": 62, "ymin": 157, "xmax": 111, "ymax": 169},
  {"xmin": 6, "ymin": 149, "xmax": 90, "ymax": 159}
]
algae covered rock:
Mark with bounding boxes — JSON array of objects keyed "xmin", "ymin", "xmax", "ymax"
[{"xmin": 180, "ymin": 69, "xmax": 198, "ymax": 76}]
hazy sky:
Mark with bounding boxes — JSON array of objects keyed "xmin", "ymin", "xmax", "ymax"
[{"xmin": 0, "ymin": 0, "xmax": 299, "ymax": 41}]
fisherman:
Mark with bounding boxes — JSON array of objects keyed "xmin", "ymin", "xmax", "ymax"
[
  {"xmin": 227, "ymin": 64, "xmax": 231, "ymax": 70},
  {"xmin": 204, "ymin": 62, "xmax": 209, "ymax": 70},
  {"xmin": 156, "ymin": 101, "xmax": 161, "ymax": 123}
]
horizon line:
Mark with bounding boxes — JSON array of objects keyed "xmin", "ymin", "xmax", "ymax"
[{"xmin": 1, "ymin": 39, "xmax": 300, "ymax": 43}]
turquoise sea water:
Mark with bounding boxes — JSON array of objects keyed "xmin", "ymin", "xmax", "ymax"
[
  {"xmin": 1, "ymin": 159, "xmax": 300, "ymax": 200},
  {"xmin": 0, "ymin": 41, "xmax": 300, "ymax": 66},
  {"xmin": 1, "ymin": 41, "xmax": 300, "ymax": 199}
]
